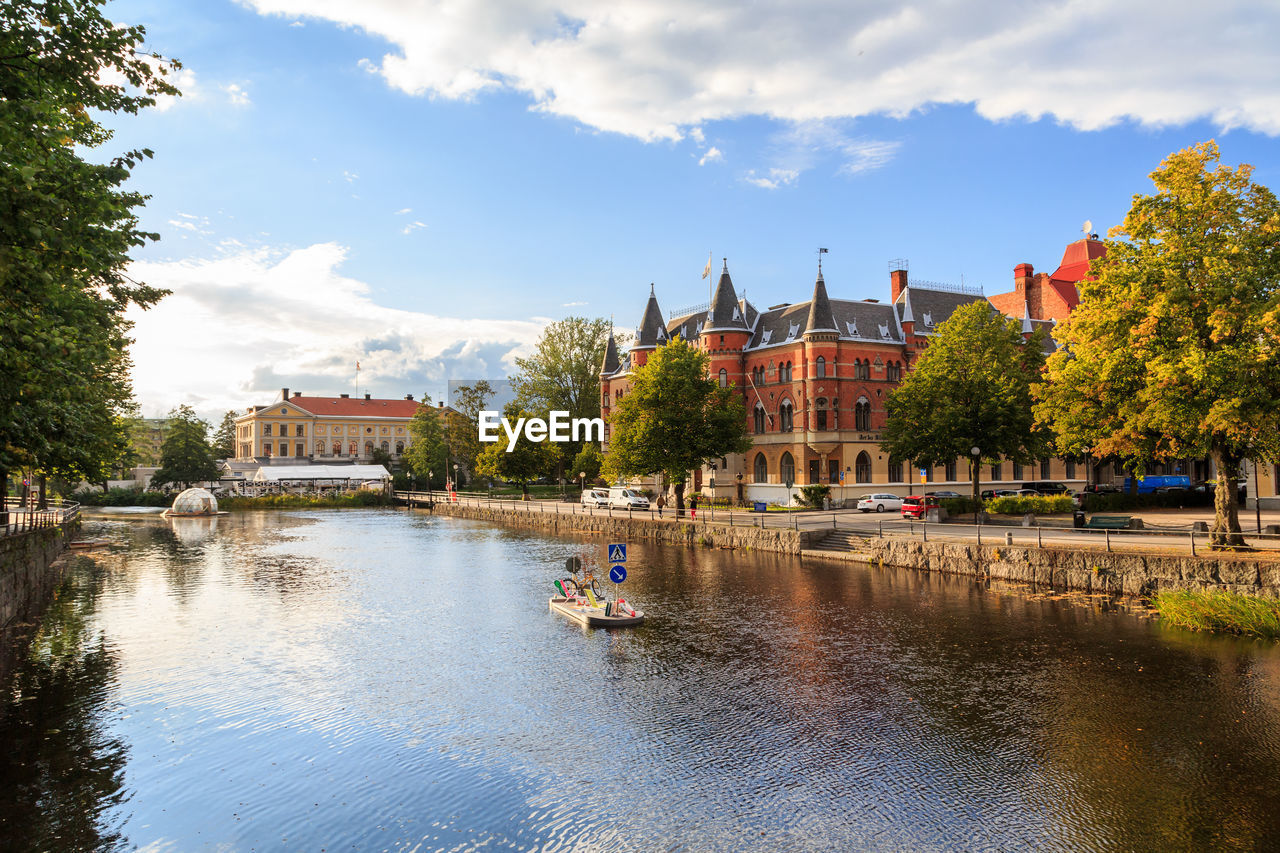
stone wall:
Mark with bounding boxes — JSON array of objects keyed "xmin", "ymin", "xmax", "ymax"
[
  {"xmin": 805, "ymin": 538, "xmax": 1280, "ymax": 598},
  {"xmin": 424, "ymin": 503, "xmax": 823, "ymax": 553},
  {"xmin": 0, "ymin": 520, "xmax": 77, "ymax": 683}
]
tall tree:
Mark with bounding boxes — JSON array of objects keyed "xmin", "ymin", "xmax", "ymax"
[
  {"xmin": 446, "ymin": 381, "xmax": 493, "ymax": 487},
  {"xmin": 603, "ymin": 339, "xmax": 751, "ymax": 514},
  {"xmin": 150, "ymin": 406, "xmax": 218, "ymax": 489},
  {"xmin": 569, "ymin": 443, "xmax": 604, "ymax": 486},
  {"xmin": 405, "ymin": 395, "xmax": 448, "ymax": 489},
  {"xmin": 881, "ymin": 301, "xmax": 1049, "ymax": 503},
  {"xmin": 474, "ymin": 403, "xmax": 560, "ymax": 499},
  {"xmin": 212, "ymin": 411, "xmax": 238, "ymax": 461},
  {"xmin": 1035, "ymin": 141, "xmax": 1280, "ymax": 548},
  {"xmin": 0, "ymin": 1, "xmax": 179, "ymax": 518}
]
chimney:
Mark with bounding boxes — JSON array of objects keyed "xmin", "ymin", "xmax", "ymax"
[
  {"xmin": 438, "ymin": 401, "xmax": 444, "ymax": 408},
  {"xmin": 340, "ymin": 393, "xmax": 349, "ymax": 398},
  {"xmin": 364, "ymin": 393, "xmax": 371, "ymax": 400},
  {"xmin": 281, "ymin": 387, "xmax": 289, "ymax": 400},
  {"xmin": 1014, "ymin": 263, "xmax": 1034, "ymax": 294},
  {"xmin": 293, "ymin": 391, "xmax": 301, "ymax": 398},
  {"xmin": 889, "ymin": 267, "xmax": 908, "ymax": 303},
  {"xmin": 404, "ymin": 394, "xmax": 414, "ymax": 401}
]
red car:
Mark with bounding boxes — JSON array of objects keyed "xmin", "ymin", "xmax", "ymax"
[{"xmin": 900, "ymin": 495, "xmax": 940, "ymax": 520}]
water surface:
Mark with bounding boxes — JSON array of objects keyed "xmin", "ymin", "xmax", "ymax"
[{"xmin": 2, "ymin": 508, "xmax": 1280, "ymax": 851}]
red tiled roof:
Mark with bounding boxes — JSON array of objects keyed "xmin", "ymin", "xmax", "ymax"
[
  {"xmin": 1049, "ymin": 237, "xmax": 1106, "ymax": 284},
  {"xmin": 289, "ymin": 396, "xmax": 423, "ymax": 418}
]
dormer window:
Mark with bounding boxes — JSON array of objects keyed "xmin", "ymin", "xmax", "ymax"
[
  {"xmin": 878, "ymin": 322, "xmax": 891, "ymax": 338},
  {"xmin": 761, "ymin": 329, "xmax": 773, "ymax": 344},
  {"xmin": 922, "ymin": 312, "xmax": 934, "ymax": 328},
  {"xmin": 733, "ymin": 306, "xmax": 741, "ymax": 321},
  {"xmin": 846, "ymin": 320, "xmax": 858, "ymax": 336}
]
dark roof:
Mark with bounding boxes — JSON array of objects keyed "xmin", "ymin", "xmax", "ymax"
[
  {"xmin": 634, "ymin": 285, "xmax": 668, "ymax": 348},
  {"xmin": 804, "ymin": 271, "xmax": 837, "ymax": 334},
  {"xmin": 895, "ymin": 286, "xmax": 988, "ymax": 334},
  {"xmin": 706, "ymin": 264, "xmax": 748, "ymax": 331},
  {"xmin": 600, "ymin": 334, "xmax": 620, "ymax": 375},
  {"xmin": 747, "ymin": 296, "xmax": 905, "ymax": 349}
]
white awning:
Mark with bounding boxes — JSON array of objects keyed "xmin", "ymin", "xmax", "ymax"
[{"xmin": 252, "ymin": 464, "xmax": 391, "ymax": 482}]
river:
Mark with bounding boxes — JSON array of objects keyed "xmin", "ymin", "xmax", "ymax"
[{"xmin": 2, "ymin": 508, "xmax": 1280, "ymax": 851}]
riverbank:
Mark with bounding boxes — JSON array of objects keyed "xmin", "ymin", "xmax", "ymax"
[
  {"xmin": 0, "ymin": 516, "xmax": 79, "ymax": 684},
  {"xmin": 424, "ymin": 500, "xmax": 1280, "ymax": 599}
]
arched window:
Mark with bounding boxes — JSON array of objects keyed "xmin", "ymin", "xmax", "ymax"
[
  {"xmin": 753, "ymin": 403, "xmax": 766, "ymax": 434},
  {"xmin": 780, "ymin": 452, "xmax": 795, "ymax": 485},
  {"xmin": 816, "ymin": 356, "xmax": 826, "ymax": 378},
  {"xmin": 855, "ymin": 398, "xmax": 871, "ymax": 431},
  {"xmin": 815, "ymin": 398, "xmax": 828, "ymax": 431},
  {"xmin": 380, "ymin": 441, "xmax": 390, "ymax": 452},
  {"xmin": 887, "ymin": 361, "xmax": 902, "ymax": 381},
  {"xmin": 856, "ymin": 451, "xmax": 872, "ymax": 483},
  {"xmin": 395, "ymin": 442, "xmax": 404, "ymax": 455},
  {"xmin": 364, "ymin": 441, "xmax": 374, "ymax": 456},
  {"xmin": 754, "ymin": 453, "xmax": 768, "ymax": 483},
  {"xmin": 888, "ymin": 457, "xmax": 903, "ymax": 483},
  {"xmin": 315, "ymin": 440, "xmax": 324, "ymax": 455},
  {"xmin": 333, "ymin": 441, "xmax": 342, "ymax": 456},
  {"xmin": 719, "ymin": 368, "xmax": 728, "ymax": 387},
  {"xmin": 779, "ymin": 400, "xmax": 794, "ymax": 432}
]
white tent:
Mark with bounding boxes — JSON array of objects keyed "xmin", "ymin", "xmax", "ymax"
[{"xmin": 251, "ymin": 464, "xmax": 391, "ymax": 483}]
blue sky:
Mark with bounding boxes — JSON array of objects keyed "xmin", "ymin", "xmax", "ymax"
[{"xmin": 103, "ymin": 0, "xmax": 1280, "ymax": 419}]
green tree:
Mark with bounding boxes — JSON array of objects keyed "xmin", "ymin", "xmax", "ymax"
[
  {"xmin": 405, "ymin": 395, "xmax": 448, "ymax": 488},
  {"xmin": 0, "ymin": 1, "xmax": 179, "ymax": 515},
  {"xmin": 474, "ymin": 403, "xmax": 560, "ymax": 499},
  {"xmin": 569, "ymin": 443, "xmax": 604, "ymax": 485},
  {"xmin": 446, "ymin": 381, "xmax": 493, "ymax": 486},
  {"xmin": 603, "ymin": 339, "xmax": 751, "ymax": 514},
  {"xmin": 211, "ymin": 411, "xmax": 238, "ymax": 460},
  {"xmin": 1034, "ymin": 142, "xmax": 1280, "ymax": 548},
  {"xmin": 881, "ymin": 300, "xmax": 1049, "ymax": 504},
  {"xmin": 150, "ymin": 406, "xmax": 218, "ymax": 489}
]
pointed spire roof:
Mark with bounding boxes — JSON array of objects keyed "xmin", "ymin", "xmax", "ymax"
[
  {"xmin": 634, "ymin": 283, "xmax": 667, "ymax": 349},
  {"xmin": 600, "ymin": 332, "xmax": 620, "ymax": 375},
  {"xmin": 1022, "ymin": 300, "xmax": 1033, "ymax": 334},
  {"xmin": 804, "ymin": 269, "xmax": 837, "ymax": 334},
  {"xmin": 898, "ymin": 286, "xmax": 915, "ymax": 323},
  {"xmin": 706, "ymin": 259, "xmax": 748, "ymax": 331}
]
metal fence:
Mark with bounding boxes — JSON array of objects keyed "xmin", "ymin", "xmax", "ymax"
[
  {"xmin": 394, "ymin": 491, "xmax": 1280, "ymax": 556},
  {"xmin": 2, "ymin": 497, "xmax": 81, "ymax": 538}
]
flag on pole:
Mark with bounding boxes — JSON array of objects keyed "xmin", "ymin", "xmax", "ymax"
[
  {"xmin": 356, "ymin": 360, "xmax": 361, "ymax": 370},
  {"xmin": 701, "ymin": 251, "xmax": 712, "ymax": 280}
]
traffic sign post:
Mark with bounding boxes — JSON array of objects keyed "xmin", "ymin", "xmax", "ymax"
[
  {"xmin": 607, "ymin": 543, "xmax": 627, "ymax": 563},
  {"xmin": 609, "ymin": 565, "xmax": 627, "ymax": 584}
]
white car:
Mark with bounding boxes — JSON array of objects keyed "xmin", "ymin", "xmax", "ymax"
[
  {"xmin": 857, "ymin": 493, "xmax": 904, "ymax": 513},
  {"xmin": 608, "ymin": 487, "xmax": 650, "ymax": 509},
  {"xmin": 580, "ymin": 488, "xmax": 609, "ymax": 507}
]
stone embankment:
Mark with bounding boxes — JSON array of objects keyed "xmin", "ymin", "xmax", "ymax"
[
  {"xmin": 804, "ymin": 538, "xmax": 1280, "ymax": 598},
  {"xmin": 1, "ymin": 518, "xmax": 79, "ymax": 683},
  {"xmin": 424, "ymin": 502, "xmax": 823, "ymax": 553},
  {"xmin": 426, "ymin": 501, "xmax": 1280, "ymax": 598}
]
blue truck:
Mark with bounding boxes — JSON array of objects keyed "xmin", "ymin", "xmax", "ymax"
[{"xmin": 1121, "ymin": 475, "xmax": 1191, "ymax": 494}]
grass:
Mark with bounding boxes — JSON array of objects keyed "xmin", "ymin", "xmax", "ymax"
[{"xmin": 1153, "ymin": 589, "xmax": 1280, "ymax": 640}]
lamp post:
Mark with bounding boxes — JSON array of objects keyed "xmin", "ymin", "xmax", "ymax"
[
  {"xmin": 427, "ymin": 469, "xmax": 433, "ymax": 501},
  {"xmin": 578, "ymin": 471, "xmax": 586, "ymax": 494},
  {"xmin": 970, "ymin": 446, "xmax": 982, "ymax": 524},
  {"xmin": 709, "ymin": 477, "xmax": 716, "ymax": 520},
  {"xmin": 453, "ymin": 463, "xmax": 460, "ymax": 496},
  {"xmin": 736, "ymin": 472, "xmax": 744, "ymax": 508}
]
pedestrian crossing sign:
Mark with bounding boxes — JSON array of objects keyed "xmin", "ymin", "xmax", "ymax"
[{"xmin": 608, "ymin": 543, "xmax": 627, "ymax": 563}]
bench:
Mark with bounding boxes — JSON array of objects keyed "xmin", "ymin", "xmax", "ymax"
[{"xmin": 1085, "ymin": 515, "xmax": 1132, "ymax": 529}]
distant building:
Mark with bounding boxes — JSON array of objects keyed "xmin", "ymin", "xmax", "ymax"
[
  {"xmin": 234, "ymin": 388, "xmax": 443, "ymax": 464},
  {"xmin": 127, "ymin": 418, "xmax": 170, "ymax": 467}
]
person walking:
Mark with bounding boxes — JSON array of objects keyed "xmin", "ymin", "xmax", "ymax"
[
  {"xmin": 656, "ymin": 493, "xmax": 666, "ymax": 518},
  {"xmin": 689, "ymin": 493, "xmax": 698, "ymax": 521}
]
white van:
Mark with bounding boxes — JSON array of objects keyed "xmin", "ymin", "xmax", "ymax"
[
  {"xmin": 608, "ymin": 486, "xmax": 650, "ymax": 509},
  {"xmin": 581, "ymin": 488, "xmax": 609, "ymax": 507}
]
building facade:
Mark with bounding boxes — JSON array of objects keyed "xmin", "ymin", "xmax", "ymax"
[
  {"xmin": 602, "ymin": 241, "xmax": 1102, "ymax": 502},
  {"xmin": 234, "ymin": 388, "xmax": 431, "ymax": 463}
]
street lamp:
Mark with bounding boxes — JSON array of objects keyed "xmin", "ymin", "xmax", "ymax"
[
  {"xmin": 578, "ymin": 471, "xmax": 586, "ymax": 493},
  {"xmin": 427, "ymin": 469, "xmax": 433, "ymax": 501},
  {"xmin": 709, "ymin": 476, "xmax": 716, "ymax": 520}
]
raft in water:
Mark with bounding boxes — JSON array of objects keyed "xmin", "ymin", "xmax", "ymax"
[{"xmin": 549, "ymin": 596, "xmax": 644, "ymax": 628}]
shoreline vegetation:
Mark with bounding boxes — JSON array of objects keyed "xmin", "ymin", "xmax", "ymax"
[
  {"xmin": 74, "ymin": 488, "xmax": 391, "ymax": 510},
  {"xmin": 1153, "ymin": 590, "xmax": 1280, "ymax": 640}
]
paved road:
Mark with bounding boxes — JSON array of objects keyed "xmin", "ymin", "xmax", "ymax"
[{"xmin": 397, "ymin": 491, "xmax": 1280, "ymax": 557}]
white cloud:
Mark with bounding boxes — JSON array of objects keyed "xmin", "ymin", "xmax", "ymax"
[
  {"xmin": 394, "ymin": 207, "xmax": 413, "ymax": 215},
  {"xmin": 698, "ymin": 146, "xmax": 724, "ymax": 166},
  {"xmin": 562, "ymin": 301, "xmax": 588, "ymax": 307},
  {"xmin": 242, "ymin": 0, "xmax": 1280, "ymax": 140},
  {"xmin": 744, "ymin": 168, "xmax": 799, "ymax": 190},
  {"xmin": 99, "ymin": 61, "xmax": 196, "ymax": 112},
  {"xmin": 125, "ymin": 243, "xmax": 545, "ymax": 418},
  {"xmin": 342, "ymin": 170, "xmax": 359, "ymax": 182},
  {"xmin": 756, "ymin": 120, "xmax": 900, "ymax": 181},
  {"xmin": 167, "ymin": 213, "xmax": 212, "ymax": 235},
  {"xmin": 223, "ymin": 83, "xmax": 252, "ymax": 107},
  {"xmin": 400, "ymin": 220, "xmax": 427, "ymax": 234}
]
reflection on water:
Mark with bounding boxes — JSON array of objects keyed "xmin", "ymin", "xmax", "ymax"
[{"xmin": 2, "ymin": 508, "xmax": 1280, "ymax": 851}]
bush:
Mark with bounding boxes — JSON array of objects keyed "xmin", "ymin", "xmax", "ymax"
[
  {"xmin": 939, "ymin": 497, "xmax": 983, "ymax": 516},
  {"xmin": 985, "ymin": 494, "xmax": 1074, "ymax": 515},
  {"xmin": 798, "ymin": 484, "xmax": 831, "ymax": 508},
  {"xmin": 74, "ymin": 487, "xmax": 171, "ymax": 507},
  {"xmin": 218, "ymin": 491, "xmax": 390, "ymax": 510}
]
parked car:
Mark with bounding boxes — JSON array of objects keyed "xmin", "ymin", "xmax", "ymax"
[
  {"xmin": 1020, "ymin": 481, "xmax": 1069, "ymax": 494},
  {"xmin": 925, "ymin": 490, "xmax": 964, "ymax": 499},
  {"xmin": 857, "ymin": 493, "xmax": 904, "ymax": 513},
  {"xmin": 901, "ymin": 495, "xmax": 941, "ymax": 520},
  {"xmin": 1012, "ymin": 488, "xmax": 1041, "ymax": 497},
  {"xmin": 580, "ymin": 488, "xmax": 609, "ymax": 507},
  {"xmin": 1081, "ymin": 483, "xmax": 1120, "ymax": 494},
  {"xmin": 980, "ymin": 488, "xmax": 1019, "ymax": 500},
  {"xmin": 608, "ymin": 486, "xmax": 650, "ymax": 509}
]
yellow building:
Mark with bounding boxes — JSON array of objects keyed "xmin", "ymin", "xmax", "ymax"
[{"xmin": 234, "ymin": 388, "xmax": 432, "ymax": 462}]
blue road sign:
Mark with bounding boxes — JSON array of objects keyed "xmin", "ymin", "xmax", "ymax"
[
  {"xmin": 609, "ymin": 565, "xmax": 627, "ymax": 584},
  {"xmin": 608, "ymin": 543, "xmax": 627, "ymax": 563}
]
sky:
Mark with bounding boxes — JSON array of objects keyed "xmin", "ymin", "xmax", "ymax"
[{"xmin": 99, "ymin": 0, "xmax": 1280, "ymax": 421}]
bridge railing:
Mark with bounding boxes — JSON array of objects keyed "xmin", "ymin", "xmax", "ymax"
[{"xmin": 1, "ymin": 497, "xmax": 81, "ymax": 538}]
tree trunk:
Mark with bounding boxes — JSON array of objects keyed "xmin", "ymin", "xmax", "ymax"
[
  {"xmin": 674, "ymin": 481, "xmax": 685, "ymax": 518},
  {"xmin": 37, "ymin": 474, "xmax": 47, "ymax": 510},
  {"xmin": 1127, "ymin": 465, "xmax": 1140, "ymax": 495},
  {"xmin": 1210, "ymin": 445, "xmax": 1246, "ymax": 549},
  {"xmin": 0, "ymin": 466, "xmax": 7, "ymax": 526},
  {"xmin": 971, "ymin": 457, "xmax": 981, "ymax": 505}
]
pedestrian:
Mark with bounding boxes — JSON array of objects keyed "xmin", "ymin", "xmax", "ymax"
[
  {"xmin": 657, "ymin": 493, "xmax": 666, "ymax": 518},
  {"xmin": 689, "ymin": 493, "xmax": 698, "ymax": 520}
]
